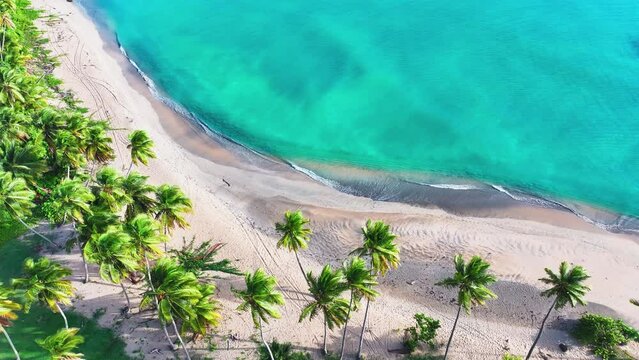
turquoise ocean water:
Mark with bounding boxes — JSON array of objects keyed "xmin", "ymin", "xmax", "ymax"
[{"xmin": 82, "ymin": 0, "xmax": 639, "ymax": 216}]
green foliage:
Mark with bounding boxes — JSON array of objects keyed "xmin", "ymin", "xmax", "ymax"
[
  {"xmin": 502, "ymin": 354, "xmax": 523, "ymax": 360},
  {"xmin": 154, "ymin": 183, "xmax": 192, "ymax": 234},
  {"xmin": 233, "ymin": 268, "xmax": 284, "ymax": 328},
  {"xmin": 11, "ymin": 257, "xmax": 74, "ymax": 313},
  {"xmin": 341, "ymin": 256, "xmax": 378, "ymax": 305},
  {"xmin": 127, "ymin": 130, "xmax": 156, "ymax": 166},
  {"xmin": 258, "ymin": 340, "xmax": 311, "ymax": 360},
  {"xmin": 0, "ymin": 282, "xmax": 21, "ymax": 327},
  {"xmin": 83, "ymin": 229, "xmax": 140, "ymax": 284},
  {"xmin": 540, "ymin": 262, "xmax": 590, "ymax": 310},
  {"xmin": 573, "ymin": 313, "xmax": 639, "ymax": 359},
  {"xmin": 350, "ymin": 219, "xmax": 400, "ymax": 276},
  {"xmin": 436, "ymin": 255, "xmax": 497, "ymax": 313},
  {"xmin": 299, "ymin": 265, "xmax": 349, "ymax": 330},
  {"xmin": 36, "ymin": 327, "xmax": 85, "ymax": 360},
  {"xmin": 170, "ymin": 237, "xmax": 241, "ymax": 277},
  {"xmin": 403, "ymin": 313, "xmax": 440, "ymax": 353},
  {"xmin": 275, "ymin": 210, "xmax": 311, "ymax": 252}
]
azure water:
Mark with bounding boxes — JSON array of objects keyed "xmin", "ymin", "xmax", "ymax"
[{"xmin": 82, "ymin": 0, "xmax": 639, "ymax": 216}]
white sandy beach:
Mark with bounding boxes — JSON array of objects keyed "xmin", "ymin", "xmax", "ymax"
[{"xmin": 31, "ymin": 1, "xmax": 639, "ymax": 359}]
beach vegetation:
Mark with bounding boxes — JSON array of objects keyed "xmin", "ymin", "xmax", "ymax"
[
  {"xmin": 258, "ymin": 340, "xmax": 311, "ymax": 360},
  {"xmin": 0, "ymin": 283, "xmax": 21, "ymax": 359},
  {"xmin": 275, "ymin": 210, "xmax": 312, "ymax": 283},
  {"xmin": 524, "ymin": 262, "xmax": 590, "ymax": 359},
  {"xmin": 170, "ymin": 237, "xmax": 242, "ymax": 278},
  {"xmin": 126, "ymin": 129, "xmax": 156, "ymax": 174},
  {"xmin": 36, "ymin": 327, "xmax": 85, "ymax": 360},
  {"xmin": 350, "ymin": 220, "xmax": 400, "ymax": 359},
  {"xmin": 403, "ymin": 313, "xmax": 440, "ymax": 353},
  {"xmin": 436, "ymin": 255, "xmax": 497, "ymax": 360},
  {"xmin": 572, "ymin": 313, "xmax": 638, "ymax": 359},
  {"xmin": 233, "ymin": 268, "xmax": 285, "ymax": 360}
]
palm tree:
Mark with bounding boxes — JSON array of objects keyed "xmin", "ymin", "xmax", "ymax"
[
  {"xmin": 436, "ymin": 255, "xmax": 497, "ymax": 360},
  {"xmin": 300, "ymin": 265, "xmax": 350, "ymax": 355},
  {"xmin": 0, "ymin": 140, "xmax": 48, "ymax": 186},
  {"xmin": 275, "ymin": 210, "xmax": 312, "ymax": 283},
  {"xmin": 73, "ymin": 207, "xmax": 119, "ymax": 283},
  {"xmin": 48, "ymin": 179, "xmax": 94, "ymax": 280},
  {"xmin": 525, "ymin": 262, "xmax": 590, "ymax": 360},
  {"xmin": 83, "ymin": 229, "xmax": 140, "ymax": 313},
  {"xmin": 54, "ymin": 130, "xmax": 85, "ymax": 178},
  {"xmin": 0, "ymin": 11, "xmax": 13, "ymax": 62},
  {"xmin": 182, "ymin": 283, "xmax": 221, "ymax": 340},
  {"xmin": 141, "ymin": 258, "xmax": 199, "ymax": 359},
  {"xmin": 127, "ymin": 130, "xmax": 156, "ymax": 174},
  {"xmin": 36, "ymin": 328, "xmax": 84, "ymax": 360},
  {"xmin": 121, "ymin": 172, "xmax": 156, "ymax": 220},
  {"xmin": 350, "ymin": 220, "xmax": 400, "ymax": 359},
  {"xmin": 12, "ymin": 257, "xmax": 75, "ymax": 329},
  {"xmin": 0, "ymin": 170, "xmax": 55, "ymax": 246},
  {"xmin": 154, "ymin": 184, "xmax": 192, "ymax": 250},
  {"xmin": 48, "ymin": 179, "xmax": 94, "ymax": 226},
  {"xmin": 92, "ymin": 167, "xmax": 130, "ymax": 212},
  {"xmin": 232, "ymin": 268, "xmax": 285, "ymax": 360},
  {"xmin": 0, "ymin": 283, "xmax": 21, "ymax": 360},
  {"xmin": 0, "ymin": 66, "xmax": 25, "ymax": 107},
  {"xmin": 124, "ymin": 214, "xmax": 166, "ymax": 274},
  {"xmin": 35, "ymin": 108, "xmax": 64, "ymax": 158},
  {"xmin": 0, "ymin": 108, "xmax": 29, "ymax": 142},
  {"xmin": 339, "ymin": 257, "xmax": 378, "ymax": 360},
  {"xmin": 84, "ymin": 120, "xmax": 114, "ymax": 166}
]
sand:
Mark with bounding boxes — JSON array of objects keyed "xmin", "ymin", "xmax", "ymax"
[{"xmin": 30, "ymin": 1, "xmax": 639, "ymax": 359}]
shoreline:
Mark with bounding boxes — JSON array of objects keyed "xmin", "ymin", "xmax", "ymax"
[{"xmin": 32, "ymin": 1, "xmax": 639, "ymax": 359}]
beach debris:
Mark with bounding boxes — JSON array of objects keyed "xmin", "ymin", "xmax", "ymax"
[
  {"xmin": 559, "ymin": 343, "xmax": 569, "ymax": 352},
  {"xmin": 223, "ymin": 178, "xmax": 231, "ymax": 187},
  {"xmin": 406, "ymin": 280, "xmax": 416, "ymax": 285}
]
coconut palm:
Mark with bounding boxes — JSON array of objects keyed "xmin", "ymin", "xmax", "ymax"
[
  {"xmin": 300, "ymin": 265, "xmax": 350, "ymax": 355},
  {"xmin": 182, "ymin": 283, "xmax": 221, "ymax": 340},
  {"xmin": 0, "ymin": 66, "xmax": 24, "ymax": 107},
  {"xmin": 84, "ymin": 120, "xmax": 114, "ymax": 166},
  {"xmin": 436, "ymin": 255, "xmax": 497, "ymax": 360},
  {"xmin": 339, "ymin": 257, "xmax": 378, "ymax": 360},
  {"xmin": 35, "ymin": 108, "xmax": 64, "ymax": 157},
  {"xmin": 48, "ymin": 179, "xmax": 94, "ymax": 226},
  {"xmin": 141, "ymin": 258, "xmax": 200, "ymax": 359},
  {"xmin": 350, "ymin": 220, "xmax": 400, "ymax": 359},
  {"xmin": 0, "ymin": 283, "xmax": 21, "ymax": 360},
  {"xmin": 55, "ymin": 130, "xmax": 85, "ymax": 178},
  {"xmin": 0, "ymin": 11, "xmax": 13, "ymax": 62},
  {"xmin": 154, "ymin": 184, "xmax": 192, "ymax": 250},
  {"xmin": 122, "ymin": 172, "xmax": 156, "ymax": 220},
  {"xmin": 0, "ymin": 107, "xmax": 29, "ymax": 142},
  {"xmin": 0, "ymin": 170, "xmax": 56, "ymax": 246},
  {"xmin": 127, "ymin": 130, "xmax": 156, "ymax": 174},
  {"xmin": 124, "ymin": 214, "xmax": 166, "ymax": 296},
  {"xmin": 525, "ymin": 262, "xmax": 590, "ymax": 360},
  {"xmin": 84, "ymin": 229, "xmax": 140, "ymax": 312},
  {"xmin": 73, "ymin": 207, "xmax": 119, "ymax": 283},
  {"xmin": 232, "ymin": 268, "xmax": 285, "ymax": 360},
  {"xmin": 0, "ymin": 0, "xmax": 16, "ymax": 13},
  {"xmin": 0, "ymin": 140, "xmax": 47, "ymax": 186},
  {"xmin": 92, "ymin": 167, "xmax": 130, "ymax": 212},
  {"xmin": 12, "ymin": 257, "xmax": 75, "ymax": 329},
  {"xmin": 36, "ymin": 328, "xmax": 84, "ymax": 360},
  {"xmin": 275, "ymin": 210, "xmax": 311, "ymax": 283}
]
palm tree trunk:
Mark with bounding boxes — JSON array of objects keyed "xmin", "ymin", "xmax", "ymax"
[
  {"xmin": 525, "ymin": 298, "xmax": 558, "ymax": 360},
  {"xmin": 145, "ymin": 256, "xmax": 175, "ymax": 350},
  {"xmin": 126, "ymin": 162, "xmax": 133, "ymax": 175},
  {"xmin": 163, "ymin": 226, "xmax": 168, "ymax": 252},
  {"xmin": 120, "ymin": 282, "xmax": 131, "ymax": 313},
  {"xmin": 55, "ymin": 302, "xmax": 69, "ymax": 329},
  {"xmin": 80, "ymin": 242, "xmax": 89, "ymax": 283},
  {"xmin": 443, "ymin": 304, "xmax": 462, "ymax": 360},
  {"xmin": 259, "ymin": 317, "xmax": 274, "ymax": 360},
  {"xmin": 323, "ymin": 317, "xmax": 329, "ymax": 355},
  {"xmin": 356, "ymin": 297, "xmax": 371, "ymax": 360},
  {"xmin": 294, "ymin": 251, "xmax": 308, "ymax": 284},
  {"xmin": 339, "ymin": 292, "xmax": 354, "ymax": 360},
  {"xmin": 16, "ymin": 217, "xmax": 56, "ymax": 247},
  {"xmin": 171, "ymin": 318, "xmax": 191, "ymax": 360},
  {"xmin": 1, "ymin": 326, "xmax": 20, "ymax": 360},
  {"xmin": 1, "ymin": 28, "xmax": 6, "ymax": 62}
]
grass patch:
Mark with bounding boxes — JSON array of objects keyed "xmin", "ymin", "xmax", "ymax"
[{"xmin": 0, "ymin": 216, "xmax": 131, "ymax": 360}]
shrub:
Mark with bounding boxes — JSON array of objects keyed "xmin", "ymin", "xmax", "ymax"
[
  {"xmin": 258, "ymin": 340, "xmax": 311, "ymax": 360},
  {"xmin": 403, "ymin": 313, "xmax": 441, "ymax": 353},
  {"xmin": 502, "ymin": 354, "xmax": 523, "ymax": 360},
  {"xmin": 572, "ymin": 313, "xmax": 639, "ymax": 359}
]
